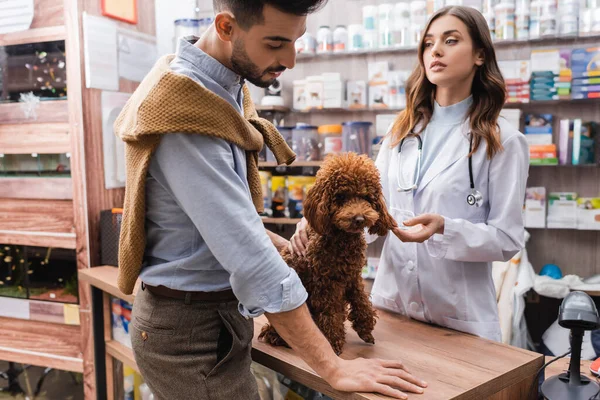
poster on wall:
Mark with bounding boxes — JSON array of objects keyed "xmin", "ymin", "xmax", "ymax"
[
  {"xmin": 102, "ymin": 0, "xmax": 137, "ymax": 25},
  {"xmin": 101, "ymin": 91, "xmax": 130, "ymax": 190},
  {"xmin": 0, "ymin": 0, "xmax": 34, "ymax": 35},
  {"xmin": 118, "ymin": 29, "xmax": 157, "ymax": 82},
  {"xmin": 83, "ymin": 13, "xmax": 119, "ymax": 91}
]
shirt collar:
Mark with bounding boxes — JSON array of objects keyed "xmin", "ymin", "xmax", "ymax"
[
  {"xmin": 176, "ymin": 36, "xmax": 243, "ymax": 94},
  {"xmin": 431, "ymin": 95, "xmax": 473, "ymax": 125}
]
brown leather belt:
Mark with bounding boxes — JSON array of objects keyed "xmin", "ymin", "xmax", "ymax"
[{"xmin": 144, "ymin": 284, "xmax": 236, "ymax": 302}]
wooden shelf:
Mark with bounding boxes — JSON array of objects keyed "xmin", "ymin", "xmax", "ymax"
[
  {"xmin": 0, "ymin": 123, "xmax": 70, "ymax": 154},
  {"xmin": 78, "ymin": 266, "xmax": 137, "ymax": 304},
  {"xmin": 0, "ymin": 100, "xmax": 69, "ymax": 124},
  {"xmin": 0, "ymin": 177, "xmax": 73, "ymax": 200},
  {"xmin": 0, "ymin": 316, "xmax": 83, "ymax": 373},
  {"xmin": 0, "ymin": 230, "xmax": 76, "ymax": 249},
  {"xmin": 259, "ymin": 161, "xmax": 322, "ymax": 167},
  {"xmin": 261, "ymin": 217, "xmax": 302, "ymax": 225},
  {"xmin": 0, "ymin": 25, "xmax": 66, "ymax": 47},
  {"xmin": 106, "ymin": 340, "xmax": 138, "ymax": 373},
  {"xmin": 296, "ymin": 34, "xmax": 600, "ymax": 62},
  {"xmin": 530, "ymin": 164, "xmax": 599, "ymax": 168}
]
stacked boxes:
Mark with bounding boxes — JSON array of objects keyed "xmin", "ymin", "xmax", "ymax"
[{"xmin": 571, "ymin": 47, "xmax": 600, "ymax": 100}]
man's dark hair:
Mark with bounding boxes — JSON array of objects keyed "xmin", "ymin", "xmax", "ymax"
[{"xmin": 213, "ymin": 0, "xmax": 327, "ymax": 29}]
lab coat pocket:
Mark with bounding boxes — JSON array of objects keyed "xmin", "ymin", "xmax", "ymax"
[{"xmin": 442, "ymin": 316, "xmax": 501, "ymax": 341}]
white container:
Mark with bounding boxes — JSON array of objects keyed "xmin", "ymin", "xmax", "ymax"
[
  {"xmin": 295, "ymin": 32, "xmax": 316, "ymax": 55},
  {"xmin": 515, "ymin": 11, "xmax": 530, "ymax": 39},
  {"xmin": 333, "ymin": 25, "xmax": 348, "ymax": 53},
  {"xmin": 410, "ymin": 0, "xmax": 428, "ymax": 45},
  {"xmin": 317, "ymin": 26, "xmax": 333, "ymax": 53},
  {"xmin": 363, "ymin": 5, "xmax": 378, "ymax": 32},
  {"xmin": 378, "ymin": 3, "xmax": 395, "ymax": 48},
  {"xmin": 559, "ymin": 14, "xmax": 578, "ymax": 35},
  {"xmin": 322, "ymin": 72, "xmax": 344, "ymax": 109},
  {"xmin": 348, "ymin": 24, "xmax": 364, "ymax": 51},
  {"xmin": 363, "ymin": 30, "xmax": 377, "ymax": 49},
  {"xmin": 494, "ymin": 3, "xmax": 516, "ymax": 40},
  {"xmin": 306, "ymin": 76, "xmax": 324, "ymax": 109},
  {"xmin": 579, "ymin": 8, "xmax": 592, "ymax": 35},
  {"xmin": 293, "ymin": 80, "xmax": 308, "ymax": 110},
  {"xmin": 482, "ymin": 0, "xmax": 498, "ymax": 32},
  {"xmin": 592, "ymin": 7, "xmax": 600, "ymax": 33},
  {"xmin": 392, "ymin": 2, "xmax": 411, "ymax": 47},
  {"xmin": 540, "ymin": 14, "xmax": 557, "ymax": 36}
]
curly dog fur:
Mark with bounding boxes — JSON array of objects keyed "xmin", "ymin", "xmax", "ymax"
[{"xmin": 259, "ymin": 152, "xmax": 397, "ymax": 355}]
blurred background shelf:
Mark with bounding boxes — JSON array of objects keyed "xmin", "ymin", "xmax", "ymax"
[
  {"xmin": 259, "ymin": 161, "xmax": 322, "ymax": 168},
  {"xmin": 295, "ymin": 34, "xmax": 600, "ymax": 62},
  {"xmin": 0, "ymin": 177, "xmax": 73, "ymax": 200}
]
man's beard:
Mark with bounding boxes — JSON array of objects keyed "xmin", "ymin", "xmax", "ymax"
[{"xmin": 231, "ymin": 39, "xmax": 284, "ymax": 88}]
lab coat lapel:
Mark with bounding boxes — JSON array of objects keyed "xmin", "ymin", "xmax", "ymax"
[{"xmin": 416, "ymin": 119, "xmax": 470, "ymax": 195}]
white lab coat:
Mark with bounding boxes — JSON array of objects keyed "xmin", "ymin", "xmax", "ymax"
[{"xmin": 370, "ymin": 118, "xmax": 529, "ymax": 341}]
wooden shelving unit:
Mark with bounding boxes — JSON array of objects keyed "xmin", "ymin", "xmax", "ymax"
[{"xmin": 0, "ymin": 0, "xmax": 156, "ymax": 398}]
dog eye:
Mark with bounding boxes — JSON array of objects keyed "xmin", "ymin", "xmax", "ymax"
[{"xmin": 336, "ymin": 194, "xmax": 347, "ymax": 202}]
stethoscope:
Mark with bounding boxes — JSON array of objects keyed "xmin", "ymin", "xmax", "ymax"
[{"xmin": 396, "ymin": 133, "xmax": 484, "ymax": 207}]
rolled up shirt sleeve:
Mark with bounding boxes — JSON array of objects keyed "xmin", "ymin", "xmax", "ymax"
[{"xmin": 151, "ymin": 133, "xmax": 307, "ymax": 317}]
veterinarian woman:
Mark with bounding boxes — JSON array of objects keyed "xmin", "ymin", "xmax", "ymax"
[{"xmin": 291, "ymin": 6, "xmax": 529, "ymax": 342}]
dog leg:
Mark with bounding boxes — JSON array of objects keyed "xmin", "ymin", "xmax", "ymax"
[
  {"xmin": 313, "ymin": 312, "xmax": 347, "ymax": 355},
  {"xmin": 347, "ymin": 280, "xmax": 377, "ymax": 345},
  {"xmin": 258, "ymin": 324, "xmax": 289, "ymax": 348}
]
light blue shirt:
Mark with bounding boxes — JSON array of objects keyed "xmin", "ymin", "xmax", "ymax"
[
  {"xmin": 140, "ymin": 37, "xmax": 308, "ymax": 318},
  {"xmin": 418, "ymin": 95, "xmax": 473, "ymax": 183}
]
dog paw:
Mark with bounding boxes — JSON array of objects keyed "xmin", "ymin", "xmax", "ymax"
[{"xmin": 359, "ymin": 332, "xmax": 375, "ymax": 344}]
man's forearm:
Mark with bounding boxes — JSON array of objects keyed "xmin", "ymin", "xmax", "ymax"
[
  {"xmin": 265, "ymin": 229, "xmax": 289, "ymax": 253},
  {"xmin": 265, "ymin": 304, "xmax": 339, "ymax": 379}
]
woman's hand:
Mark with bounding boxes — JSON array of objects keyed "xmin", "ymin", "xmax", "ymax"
[
  {"xmin": 289, "ymin": 217, "xmax": 309, "ymax": 257},
  {"xmin": 392, "ymin": 214, "xmax": 445, "ymax": 243}
]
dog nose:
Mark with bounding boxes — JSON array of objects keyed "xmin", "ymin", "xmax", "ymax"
[{"xmin": 354, "ymin": 216, "xmax": 365, "ymax": 223}]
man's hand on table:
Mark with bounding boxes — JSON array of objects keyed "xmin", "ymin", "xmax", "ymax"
[{"xmin": 324, "ymin": 357, "xmax": 427, "ymax": 399}]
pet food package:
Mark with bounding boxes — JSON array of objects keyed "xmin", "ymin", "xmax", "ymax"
[
  {"xmin": 287, "ymin": 176, "xmax": 316, "ymax": 219},
  {"xmin": 270, "ymin": 176, "xmax": 288, "ymax": 218},
  {"xmin": 368, "ymin": 61, "xmax": 390, "ymax": 109},
  {"xmin": 259, "ymin": 171, "xmax": 272, "ymax": 216},
  {"xmin": 347, "ymin": 80, "xmax": 367, "ymax": 109},
  {"xmin": 577, "ymin": 198, "xmax": 600, "ymax": 230},
  {"xmin": 112, "ymin": 297, "xmax": 133, "ymax": 348},
  {"xmin": 524, "ymin": 187, "xmax": 546, "ymax": 228},
  {"xmin": 293, "ymin": 80, "xmax": 308, "ymax": 111},
  {"xmin": 306, "ymin": 76, "xmax": 325, "ymax": 109},
  {"xmin": 547, "ymin": 192, "xmax": 578, "ymax": 229}
]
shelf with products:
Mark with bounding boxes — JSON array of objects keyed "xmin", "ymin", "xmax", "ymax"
[{"xmin": 296, "ymin": 34, "xmax": 600, "ymax": 62}]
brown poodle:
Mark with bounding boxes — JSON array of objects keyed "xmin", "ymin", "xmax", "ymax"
[{"xmin": 259, "ymin": 152, "xmax": 397, "ymax": 355}]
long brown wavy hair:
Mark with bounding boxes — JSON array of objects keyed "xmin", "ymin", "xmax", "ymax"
[{"xmin": 390, "ymin": 6, "xmax": 506, "ymax": 158}]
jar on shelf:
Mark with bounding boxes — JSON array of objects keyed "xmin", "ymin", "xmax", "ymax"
[
  {"xmin": 173, "ymin": 19, "xmax": 201, "ymax": 51},
  {"xmin": 318, "ymin": 124, "xmax": 343, "ymax": 157},
  {"xmin": 348, "ymin": 24, "xmax": 364, "ymax": 51},
  {"xmin": 292, "ymin": 125, "xmax": 320, "ymax": 161},
  {"xmin": 317, "ymin": 26, "xmax": 333, "ymax": 54},
  {"xmin": 494, "ymin": 3, "xmax": 516, "ymax": 41},
  {"xmin": 342, "ymin": 122, "xmax": 373, "ymax": 156},
  {"xmin": 333, "ymin": 25, "xmax": 348, "ymax": 53}
]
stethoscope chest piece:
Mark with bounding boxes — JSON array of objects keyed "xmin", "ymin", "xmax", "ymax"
[{"xmin": 467, "ymin": 189, "xmax": 483, "ymax": 207}]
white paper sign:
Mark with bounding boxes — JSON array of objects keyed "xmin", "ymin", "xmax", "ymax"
[
  {"xmin": 0, "ymin": 0, "xmax": 34, "ymax": 35},
  {"xmin": 83, "ymin": 12, "xmax": 119, "ymax": 91},
  {"xmin": 101, "ymin": 91, "xmax": 130, "ymax": 189},
  {"xmin": 118, "ymin": 29, "xmax": 158, "ymax": 82}
]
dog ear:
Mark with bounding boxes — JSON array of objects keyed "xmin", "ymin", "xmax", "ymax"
[
  {"xmin": 368, "ymin": 193, "xmax": 397, "ymax": 236},
  {"xmin": 303, "ymin": 180, "xmax": 331, "ymax": 236}
]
